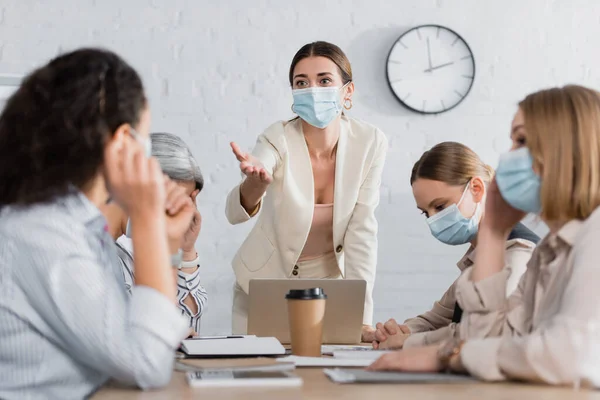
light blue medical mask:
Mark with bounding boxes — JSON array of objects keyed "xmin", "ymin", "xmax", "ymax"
[
  {"xmin": 426, "ymin": 181, "xmax": 482, "ymax": 245},
  {"xmin": 495, "ymin": 147, "xmax": 541, "ymax": 214},
  {"xmin": 129, "ymin": 128, "xmax": 152, "ymax": 158},
  {"xmin": 291, "ymin": 83, "xmax": 349, "ymax": 129}
]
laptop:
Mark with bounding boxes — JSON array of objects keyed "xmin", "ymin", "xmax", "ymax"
[{"xmin": 248, "ymin": 279, "xmax": 366, "ymax": 344}]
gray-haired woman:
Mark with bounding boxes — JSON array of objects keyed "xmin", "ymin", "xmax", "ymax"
[{"xmin": 101, "ymin": 132, "xmax": 207, "ymax": 334}]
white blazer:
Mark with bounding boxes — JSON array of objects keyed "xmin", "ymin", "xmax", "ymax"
[{"xmin": 225, "ymin": 116, "xmax": 388, "ymax": 324}]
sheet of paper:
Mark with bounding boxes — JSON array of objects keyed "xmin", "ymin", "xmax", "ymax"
[
  {"xmin": 276, "ymin": 355, "xmax": 372, "ymax": 367},
  {"xmin": 321, "ymin": 345, "xmax": 372, "ymax": 355},
  {"xmin": 332, "ymin": 350, "xmax": 393, "ymax": 360}
]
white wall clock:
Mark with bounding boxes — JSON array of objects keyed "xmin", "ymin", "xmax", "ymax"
[{"xmin": 386, "ymin": 25, "xmax": 475, "ymax": 114}]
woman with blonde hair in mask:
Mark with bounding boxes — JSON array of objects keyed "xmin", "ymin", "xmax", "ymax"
[
  {"xmin": 370, "ymin": 85, "xmax": 600, "ymax": 387},
  {"xmin": 368, "ymin": 142, "xmax": 538, "ymax": 349},
  {"xmin": 226, "ymin": 41, "xmax": 388, "ymax": 339}
]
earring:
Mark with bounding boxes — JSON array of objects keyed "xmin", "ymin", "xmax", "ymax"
[{"xmin": 344, "ymin": 98, "xmax": 353, "ymax": 110}]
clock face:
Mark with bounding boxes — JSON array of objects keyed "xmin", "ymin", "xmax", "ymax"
[{"xmin": 386, "ymin": 25, "xmax": 475, "ymax": 114}]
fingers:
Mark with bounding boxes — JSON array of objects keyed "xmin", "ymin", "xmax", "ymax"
[
  {"xmin": 175, "ymin": 199, "xmax": 196, "ymax": 229},
  {"xmin": 168, "ymin": 189, "xmax": 191, "ymax": 216},
  {"xmin": 148, "ymin": 158, "xmax": 165, "ymax": 195},
  {"xmin": 367, "ymin": 353, "xmax": 398, "ymax": 371},
  {"xmin": 374, "ymin": 323, "xmax": 387, "ymax": 342},
  {"xmin": 230, "ymin": 142, "xmax": 247, "ymax": 162},
  {"xmin": 398, "ymin": 324, "xmax": 411, "ymax": 334},
  {"xmin": 384, "ymin": 319, "xmax": 399, "ymax": 336},
  {"xmin": 372, "ymin": 341, "xmax": 379, "ymax": 350},
  {"xmin": 239, "ymin": 159, "xmax": 272, "ymax": 184},
  {"xmin": 165, "ymin": 180, "xmax": 189, "ymax": 215},
  {"xmin": 259, "ymin": 169, "xmax": 270, "ymax": 182},
  {"xmin": 189, "ymin": 209, "xmax": 202, "ymax": 231},
  {"xmin": 122, "ymin": 139, "xmax": 144, "ymax": 186}
]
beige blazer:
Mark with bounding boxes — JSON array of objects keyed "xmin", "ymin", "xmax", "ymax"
[
  {"xmin": 225, "ymin": 116, "xmax": 388, "ymax": 324},
  {"xmin": 402, "ymin": 238, "xmax": 535, "ymax": 348},
  {"xmin": 455, "ymin": 211, "xmax": 600, "ymax": 385}
]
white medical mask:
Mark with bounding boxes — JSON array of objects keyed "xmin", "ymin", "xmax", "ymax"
[
  {"xmin": 426, "ymin": 181, "xmax": 482, "ymax": 245},
  {"xmin": 292, "ymin": 83, "xmax": 349, "ymax": 129}
]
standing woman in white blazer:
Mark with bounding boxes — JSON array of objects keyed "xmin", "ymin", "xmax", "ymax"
[{"xmin": 226, "ymin": 41, "xmax": 388, "ymax": 339}]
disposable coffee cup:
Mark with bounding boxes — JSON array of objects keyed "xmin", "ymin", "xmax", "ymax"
[{"xmin": 285, "ymin": 287, "xmax": 327, "ymax": 357}]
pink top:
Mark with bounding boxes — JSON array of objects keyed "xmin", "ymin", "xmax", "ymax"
[{"xmin": 298, "ymin": 204, "xmax": 334, "ymax": 262}]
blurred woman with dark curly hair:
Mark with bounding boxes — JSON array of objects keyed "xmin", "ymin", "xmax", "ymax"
[{"xmin": 0, "ymin": 48, "xmax": 194, "ymax": 398}]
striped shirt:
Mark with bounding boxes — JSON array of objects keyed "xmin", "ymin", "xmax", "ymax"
[
  {"xmin": 116, "ymin": 237, "xmax": 207, "ymax": 333},
  {"xmin": 0, "ymin": 191, "xmax": 189, "ymax": 399}
]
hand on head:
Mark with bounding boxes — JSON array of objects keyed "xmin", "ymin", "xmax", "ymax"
[
  {"xmin": 163, "ymin": 176, "xmax": 196, "ymax": 253},
  {"xmin": 104, "ymin": 131, "xmax": 165, "ymax": 218},
  {"xmin": 105, "ymin": 132, "xmax": 195, "ymax": 252},
  {"xmin": 481, "ymin": 179, "xmax": 526, "ymax": 235}
]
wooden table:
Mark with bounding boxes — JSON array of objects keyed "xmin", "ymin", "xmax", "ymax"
[{"xmin": 94, "ymin": 358, "xmax": 600, "ymax": 400}]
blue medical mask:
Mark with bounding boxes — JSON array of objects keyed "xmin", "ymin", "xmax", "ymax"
[
  {"xmin": 129, "ymin": 128, "xmax": 152, "ymax": 158},
  {"xmin": 495, "ymin": 147, "xmax": 541, "ymax": 214},
  {"xmin": 426, "ymin": 182, "xmax": 482, "ymax": 245},
  {"xmin": 292, "ymin": 83, "xmax": 349, "ymax": 129}
]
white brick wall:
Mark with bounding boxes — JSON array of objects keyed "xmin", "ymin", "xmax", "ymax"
[{"xmin": 2, "ymin": 0, "xmax": 592, "ymax": 334}]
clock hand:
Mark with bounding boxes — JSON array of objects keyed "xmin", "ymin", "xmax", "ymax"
[
  {"xmin": 426, "ymin": 37, "xmax": 433, "ymax": 70},
  {"xmin": 424, "ymin": 61, "xmax": 455, "ymax": 73}
]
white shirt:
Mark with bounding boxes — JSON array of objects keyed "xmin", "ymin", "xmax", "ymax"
[{"xmin": 116, "ymin": 237, "xmax": 207, "ymax": 333}]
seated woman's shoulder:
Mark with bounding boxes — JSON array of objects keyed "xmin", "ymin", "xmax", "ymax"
[{"xmin": 0, "ymin": 200, "xmax": 92, "ymax": 248}]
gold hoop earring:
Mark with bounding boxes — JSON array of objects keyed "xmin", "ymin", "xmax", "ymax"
[{"xmin": 344, "ymin": 98, "xmax": 353, "ymax": 110}]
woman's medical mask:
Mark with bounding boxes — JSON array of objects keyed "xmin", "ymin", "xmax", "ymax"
[
  {"xmin": 292, "ymin": 83, "xmax": 349, "ymax": 129},
  {"xmin": 495, "ymin": 147, "xmax": 541, "ymax": 214},
  {"xmin": 426, "ymin": 181, "xmax": 482, "ymax": 245}
]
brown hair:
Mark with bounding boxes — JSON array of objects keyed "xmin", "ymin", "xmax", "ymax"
[
  {"xmin": 410, "ymin": 142, "xmax": 494, "ymax": 187},
  {"xmin": 520, "ymin": 85, "xmax": 600, "ymax": 221},
  {"xmin": 288, "ymin": 41, "xmax": 352, "ymax": 86}
]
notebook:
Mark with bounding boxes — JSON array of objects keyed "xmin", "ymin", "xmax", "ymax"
[
  {"xmin": 187, "ymin": 370, "xmax": 303, "ymax": 388},
  {"xmin": 175, "ymin": 360, "xmax": 296, "ymax": 373},
  {"xmin": 324, "ymin": 369, "xmax": 477, "ymax": 384},
  {"xmin": 180, "ymin": 336, "xmax": 286, "ymax": 358}
]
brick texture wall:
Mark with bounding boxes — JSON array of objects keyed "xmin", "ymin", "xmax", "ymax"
[{"xmin": 1, "ymin": 0, "xmax": 591, "ymax": 334}]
